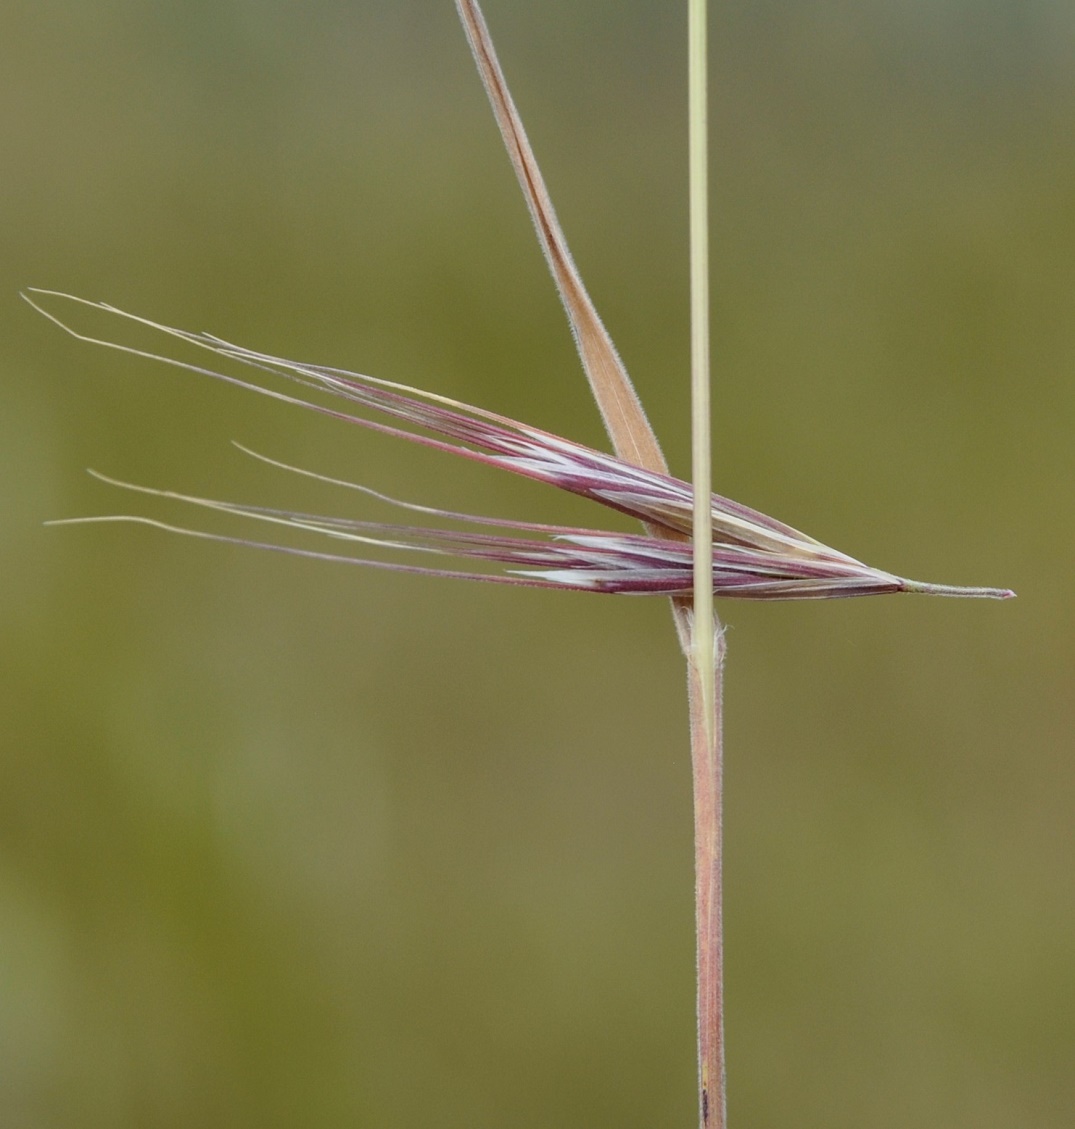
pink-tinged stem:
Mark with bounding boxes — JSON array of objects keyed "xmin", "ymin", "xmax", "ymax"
[{"xmin": 688, "ymin": 629, "xmax": 727, "ymax": 1129}]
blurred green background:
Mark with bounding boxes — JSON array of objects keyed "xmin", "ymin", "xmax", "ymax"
[{"xmin": 2, "ymin": 1, "xmax": 1072, "ymax": 1126}]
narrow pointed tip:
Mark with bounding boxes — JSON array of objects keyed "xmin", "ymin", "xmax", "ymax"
[{"xmin": 900, "ymin": 579, "xmax": 1016, "ymax": 600}]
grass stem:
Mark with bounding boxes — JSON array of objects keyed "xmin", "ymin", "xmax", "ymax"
[{"xmin": 688, "ymin": 0, "xmax": 725, "ymax": 1124}]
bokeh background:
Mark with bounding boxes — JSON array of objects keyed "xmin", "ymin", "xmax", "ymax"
[{"xmin": 2, "ymin": 1, "xmax": 1072, "ymax": 1126}]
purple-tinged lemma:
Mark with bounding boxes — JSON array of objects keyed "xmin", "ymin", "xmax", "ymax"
[{"xmin": 26, "ymin": 291, "xmax": 1012, "ymax": 603}]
